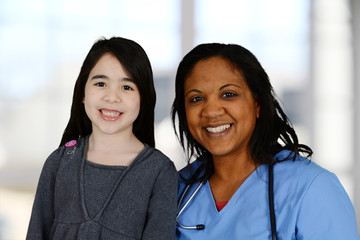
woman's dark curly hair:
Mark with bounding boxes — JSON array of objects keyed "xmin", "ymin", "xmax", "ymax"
[{"xmin": 171, "ymin": 43, "xmax": 312, "ymax": 183}]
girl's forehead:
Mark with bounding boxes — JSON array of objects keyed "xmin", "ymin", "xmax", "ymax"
[{"xmin": 87, "ymin": 53, "xmax": 131, "ymax": 80}]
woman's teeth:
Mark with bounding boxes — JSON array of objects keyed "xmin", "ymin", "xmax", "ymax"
[
  {"xmin": 206, "ymin": 124, "xmax": 231, "ymax": 133},
  {"xmin": 101, "ymin": 110, "xmax": 120, "ymax": 117}
]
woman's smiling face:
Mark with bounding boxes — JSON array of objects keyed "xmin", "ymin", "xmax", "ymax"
[{"xmin": 184, "ymin": 56, "xmax": 260, "ymax": 160}]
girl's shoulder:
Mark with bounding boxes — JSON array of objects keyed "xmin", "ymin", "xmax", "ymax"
[
  {"xmin": 142, "ymin": 145, "xmax": 172, "ymax": 163},
  {"xmin": 57, "ymin": 137, "xmax": 86, "ymax": 156},
  {"xmin": 138, "ymin": 145, "xmax": 177, "ymax": 171},
  {"xmin": 44, "ymin": 137, "xmax": 87, "ymax": 165}
]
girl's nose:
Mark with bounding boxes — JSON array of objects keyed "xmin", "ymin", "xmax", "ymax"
[
  {"xmin": 201, "ymin": 98, "xmax": 225, "ymax": 118},
  {"xmin": 104, "ymin": 88, "xmax": 121, "ymax": 103}
]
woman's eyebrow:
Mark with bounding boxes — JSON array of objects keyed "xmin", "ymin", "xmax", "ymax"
[
  {"xmin": 185, "ymin": 89, "xmax": 201, "ymax": 97},
  {"xmin": 219, "ymin": 83, "xmax": 242, "ymax": 90}
]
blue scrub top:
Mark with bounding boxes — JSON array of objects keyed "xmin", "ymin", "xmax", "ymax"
[{"xmin": 176, "ymin": 150, "xmax": 359, "ymax": 240}]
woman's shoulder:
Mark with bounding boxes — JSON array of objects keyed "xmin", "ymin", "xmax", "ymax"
[
  {"xmin": 178, "ymin": 158, "xmax": 203, "ymax": 178},
  {"xmin": 274, "ymin": 152, "xmax": 358, "ymax": 238},
  {"xmin": 273, "ymin": 150, "xmax": 344, "ymax": 197},
  {"xmin": 177, "ymin": 158, "xmax": 205, "ymax": 194},
  {"xmin": 273, "ymin": 150, "xmax": 353, "ymax": 211},
  {"xmin": 274, "ymin": 150, "xmax": 329, "ymax": 178}
]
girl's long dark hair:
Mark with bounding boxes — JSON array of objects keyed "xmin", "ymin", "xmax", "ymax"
[
  {"xmin": 60, "ymin": 37, "xmax": 156, "ymax": 147},
  {"xmin": 171, "ymin": 43, "xmax": 312, "ymax": 183}
]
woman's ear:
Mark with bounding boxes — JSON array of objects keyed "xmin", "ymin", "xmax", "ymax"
[
  {"xmin": 256, "ymin": 102, "xmax": 260, "ymax": 119},
  {"xmin": 254, "ymin": 95, "xmax": 261, "ymax": 119}
]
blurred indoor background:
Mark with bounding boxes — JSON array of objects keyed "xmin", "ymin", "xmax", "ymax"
[{"xmin": 0, "ymin": 0, "xmax": 359, "ymax": 239}]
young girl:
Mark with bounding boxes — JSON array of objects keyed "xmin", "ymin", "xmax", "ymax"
[{"xmin": 26, "ymin": 37, "xmax": 178, "ymax": 240}]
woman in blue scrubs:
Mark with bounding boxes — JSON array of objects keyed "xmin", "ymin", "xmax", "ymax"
[{"xmin": 171, "ymin": 43, "xmax": 359, "ymax": 239}]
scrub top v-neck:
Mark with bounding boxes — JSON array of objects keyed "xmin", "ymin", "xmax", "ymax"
[{"xmin": 176, "ymin": 151, "xmax": 359, "ymax": 239}]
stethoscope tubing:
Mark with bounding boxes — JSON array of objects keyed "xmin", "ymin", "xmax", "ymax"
[
  {"xmin": 177, "ymin": 165, "xmax": 278, "ymax": 239},
  {"xmin": 177, "ymin": 182, "xmax": 205, "ymax": 230},
  {"xmin": 268, "ymin": 164, "xmax": 277, "ymax": 240}
]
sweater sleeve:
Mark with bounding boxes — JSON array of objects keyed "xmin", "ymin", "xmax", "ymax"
[
  {"xmin": 296, "ymin": 171, "xmax": 360, "ymax": 239},
  {"xmin": 141, "ymin": 159, "xmax": 178, "ymax": 240},
  {"xmin": 26, "ymin": 148, "xmax": 63, "ymax": 240}
]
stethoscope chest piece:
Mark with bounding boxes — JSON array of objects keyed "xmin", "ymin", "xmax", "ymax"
[{"xmin": 176, "ymin": 182, "xmax": 205, "ymax": 230}]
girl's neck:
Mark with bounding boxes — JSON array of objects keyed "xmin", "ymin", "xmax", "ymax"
[
  {"xmin": 87, "ymin": 132, "xmax": 145, "ymax": 166},
  {"xmin": 89, "ymin": 131, "xmax": 141, "ymax": 149}
]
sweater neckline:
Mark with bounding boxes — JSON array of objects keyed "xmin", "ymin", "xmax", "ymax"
[{"xmin": 79, "ymin": 135, "xmax": 150, "ymax": 221}]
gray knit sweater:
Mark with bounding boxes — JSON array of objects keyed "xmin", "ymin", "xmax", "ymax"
[{"xmin": 26, "ymin": 136, "xmax": 178, "ymax": 240}]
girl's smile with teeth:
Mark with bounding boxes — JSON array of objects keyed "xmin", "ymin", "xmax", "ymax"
[
  {"xmin": 99, "ymin": 109, "xmax": 123, "ymax": 121},
  {"xmin": 100, "ymin": 109, "xmax": 121, "ymax": 117}
]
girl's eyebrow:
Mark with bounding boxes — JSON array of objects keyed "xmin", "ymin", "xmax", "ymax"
[
  {"xmin": 90, "ymin": 74, "xmax": 134, "ymax": 82},
  {"xmin": 122, "ymin": 77, "xmax": 135, "ymax": 83},
  {"xmin": 90, "ymin": 74, "xmax": 108, "ymax": 80}
]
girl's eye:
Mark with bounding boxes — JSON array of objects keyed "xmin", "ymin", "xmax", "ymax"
[
  {"xmin": 222, "ymin": 92, "xmax": 237, "ymax": 98},
  {"xmin": 190, "ymin": 96, "xmax": 203, "ymax": 103},
  {"xmin": 122, "ymin": 85, "xmax": 134, "ymax": 91},
  {"xmin": 95, "ymin": 82, "xmax": 106, "ymax": 87}
]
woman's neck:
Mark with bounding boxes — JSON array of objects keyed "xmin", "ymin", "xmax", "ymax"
[
  {"xmin": 209, "ymin": 151, "xmax": 257, "ymax": 202},
  {"xmin": 211, "ymin": 151, "xmax": 256, "ymax": 181}
]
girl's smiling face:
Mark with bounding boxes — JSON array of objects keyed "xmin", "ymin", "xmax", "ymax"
[
  {"xmin": 83, "ymin": 53, "xmax": 140, "ymax": 137},
  {"xmin": 184, "ymin": 56, "xmax": 260, "ymax": 160}
]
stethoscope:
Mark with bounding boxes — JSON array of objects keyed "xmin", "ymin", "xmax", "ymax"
[{"xmin": 176, "ymin": 164, "xmax": 278, "ymax": 240}]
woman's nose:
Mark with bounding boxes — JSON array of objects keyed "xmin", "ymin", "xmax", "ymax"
[{"xmin": 201, "ymin": 98, "xmax": 225, "ymax": 118}]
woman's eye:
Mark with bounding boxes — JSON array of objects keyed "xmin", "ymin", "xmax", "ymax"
[
  {"xmin": 122, "ymin": 85, "xmax": 134, "ymax": 91},
  {"xmin": 95, "ymin": 82, "xmax": 106, "ymax": 87},
  {"xmin": 190, "ymin": 96, "xmax": 203, "ymax": 103},
  {"xmin": 222, "ymin": 92, "xmax": 237, "ymax": 98}
]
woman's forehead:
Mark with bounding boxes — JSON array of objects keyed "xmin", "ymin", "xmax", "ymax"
[{"xmin": 184, "ymin": 57, "xmax": 246, "ymax": 88}]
